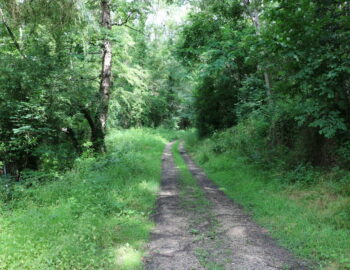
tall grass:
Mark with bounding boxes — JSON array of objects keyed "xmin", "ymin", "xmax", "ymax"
[
  {"xmin": 185, "ymin": 130, "xmax": 350, "ymax": 270},
  {"xmin": 0, "ymin": 128, "xmax": 176, "ymax": 270}
]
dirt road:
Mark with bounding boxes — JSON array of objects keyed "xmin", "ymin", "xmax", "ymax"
[{"xmin": 144, "ymin": 142, "xmax": 309, "ymax": 270}]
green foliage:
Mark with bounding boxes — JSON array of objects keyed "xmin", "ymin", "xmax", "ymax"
[
  {"xmin": 262, "ymin": 0, "xmax": 350, "ymax": 139},
  {"xmin": 108, "ymin": 18, "xmax": 193, "ymax": 130},
  {"xmin": 177, "ymin": 0, "xmax": 350, "ymax": 166},
  {"xmin": 177, "ymin": 2, "xmax": 252, "ymax": 136},
  {"xmin": 0, "ymin": 0, "xmax": 96, "ymax": 174},
  {"xmin": 0, "ymin": 128, "xmax": 177, "ymax": 270},
  {"xmin": 0, "ymin": 0, "xmax": 191, "ymax": 176}
]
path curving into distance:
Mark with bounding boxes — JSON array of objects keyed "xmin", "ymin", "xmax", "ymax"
[{"xmin": 144, "ymin": 141, "xmax": 310, "ymax": 270}]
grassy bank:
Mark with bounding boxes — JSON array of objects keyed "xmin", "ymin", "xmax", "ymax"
[
  {"xmin": 0, "ymin": 128, "xmax": 178, "ymax": 270},
  {"xmin": 185, "ymin": 131, "xmax": 350, "ymax": 270}
]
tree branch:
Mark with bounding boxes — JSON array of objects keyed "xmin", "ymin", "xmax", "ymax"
[
  {"xmin": 0, "ymin": 7, "xmax": 26, "ymax": 59},
  {"xmin": 111, "ymin": 9, "xmax": 140, "ymax": 26},
  {"xmin": 70, "ymin": 76, "xmax": 100, "ymax": 82},
  {"xmin": 124, "ymin": 24, "xmax": 144, "ymax": 34},
  {"xmin": 80, "ymin": 107, "xmax": 96, "ymax": 132},
  {"xmin": 111, "ymin": 13, "xmax": 133, "ymax": 26}
]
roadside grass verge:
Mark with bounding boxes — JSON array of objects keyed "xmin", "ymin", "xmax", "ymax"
[
  {"xmin": 185, "ymin": 131, "xmax": 350, "ymax": 270},
  {"xmin": 0, "ymin": 128, "xmax": 176, "ymax": 270}
]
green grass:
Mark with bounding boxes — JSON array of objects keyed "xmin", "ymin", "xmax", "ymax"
[
  {"xmin": 185, "ymin": 131, "xmax": 350, "ymax": 270},
  {"xmin": 0, "ymin": 128, "xmax": 178, "ymax": 270}
]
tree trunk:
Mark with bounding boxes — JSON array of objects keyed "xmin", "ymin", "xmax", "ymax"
[
  {"xmin": 83, "ymin": 0, "xmax": 112, "ymax": 153},
  {"xmin": 242, "ymin": 0, "xmax": 272, "ymax": 103},
  {"xmin": 95, "ymin": 0, "xmax": 113, "ymax": 152},
  {"xmin": 81, "ymin": 108, "xmax": 105, "ymax": 153}
]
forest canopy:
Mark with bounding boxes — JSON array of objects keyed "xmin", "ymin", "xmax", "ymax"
[{"xmin": 1, "ymin": 0, "xmax": 350, "ymax": 174}]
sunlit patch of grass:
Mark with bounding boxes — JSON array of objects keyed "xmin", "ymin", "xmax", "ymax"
[
  {"xmin": 114, "ymin": 244, "xmax": 143, "ymax": 270},
  {"xmin": 0, "ymin": 128, "xmax": 180, "ymax": 270},
  {"xmin": 138, "ymin": 180, "xmax": 159, "ymax": 194}
]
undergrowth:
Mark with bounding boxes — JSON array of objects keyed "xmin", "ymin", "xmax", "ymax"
[
  {"xmin": 0, "ymin": 128, "xmax": 177, "ymax": 270},
  {"xmin": 185, "ymin": 130, "xmax": 350, "ymax": 270}
]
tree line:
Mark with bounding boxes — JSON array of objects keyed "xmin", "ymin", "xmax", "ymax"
[
  {"xmin": 1, "ymin": 0, "xmax": 350, "ymax": 179},
  {"xmin": 177, "ymin": 0, "xmax": 350, "ymax": 168},
  {"xmin": 0, "ymin": 0, "xmax": 191, "ymax": 178}
]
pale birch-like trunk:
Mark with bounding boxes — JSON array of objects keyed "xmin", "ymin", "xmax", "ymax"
[
  {"xmin": 89, "ymin": 0, "xmax": 113, "ymax": 153},
  {"xmin": 243, "ymin": 0, "xmax": 272, "ymax": 102},
  {"xmin": 99, "ymin": 0, "xmax": 112, "ymax": 133}
]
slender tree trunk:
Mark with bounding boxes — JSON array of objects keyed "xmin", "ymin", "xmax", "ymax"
[
  {"xmin": 84, "ymin": 0, "xmax": 112, "ymax": 153},
  {"xmin": 242, "ymin": 0, "xmax": 272, "ymax": 103},
  {"xmin": 81, "ymin": 107, "xmax": 105, "ymax": 153},
  {"xmin": 0, "ymin": 7, "xmax": 25, "ymax": 58},
  {"xmin": 93, "ymin": 0, "xmax": 113, "ymax": 152},
  {"xmin": 263, "ymin": 70, "xmax": 272, "ymax": 98}
]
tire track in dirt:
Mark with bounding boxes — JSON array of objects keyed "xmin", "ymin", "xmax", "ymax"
[
  {"xmin": 179, "ymin": 142, "xmax": 311, "ymax": 270},
  {"xmin": 145, "ymin": 141, "xmax": 310, "ymax": 270},
  {"xmin": 144, "ymin": 142, "xmax": 204, "ymax": 270}
]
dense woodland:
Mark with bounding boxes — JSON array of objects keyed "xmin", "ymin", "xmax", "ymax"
[
  {"xmin": 2, "ymin": 0, "xmax": 350, "ymax": 177},
  {"xmin": 1, "ymin": 0, "xmax": 350, "ymax": 269},
  {"xmin": 0, "ymin": 0, "xmax": 192, "ymax": 178}
]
